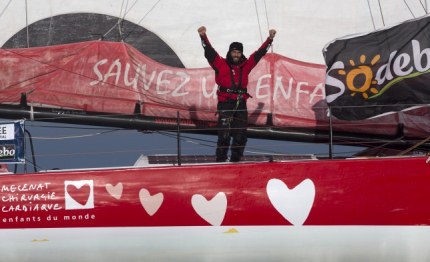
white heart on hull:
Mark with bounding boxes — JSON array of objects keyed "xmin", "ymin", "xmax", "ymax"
[
  {"xmin": 266, "ymin": 178, "xmax": 315, "ymax": 226},
  {"xmin": 191, "ymin": 192, "xmax": 227, "ymax": 226},
  {"xmin": 106, "ymin": 183, "xmax": 123, "ymax": 200},
  {"xmin": 139, "ymin": 188, "xmax": 164, "ymax": 216}
]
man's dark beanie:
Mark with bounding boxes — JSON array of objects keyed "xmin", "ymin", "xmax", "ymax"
[{"xmin": 229, "ymin": 42, "xmax": 243, "ymax": 52}]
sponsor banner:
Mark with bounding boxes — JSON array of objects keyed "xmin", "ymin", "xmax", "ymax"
[
  {"xmin": 2, "ymin": 40, "xmax": 430, "ymax": 137},
  {"xmin": 0, "ymin": 157, "xmax": 430, "ymax": 228},
  {"xmin": 0, "ymin": 41, "xmax": 324, "ymax": 127},
  {"xmin": 324, "ymin": 15, "xmax": 430, "ymax": 120},
  {"xmin": 0, "ymin": 120, "xmax": 24, "ymax": 163}
]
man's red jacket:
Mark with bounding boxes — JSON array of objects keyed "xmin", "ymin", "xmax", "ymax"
[{"xmin": 200, "ymin": 34, "xmax": 273, "ymax": 102}]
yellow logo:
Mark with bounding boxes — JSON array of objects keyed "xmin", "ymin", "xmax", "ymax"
[{"xmin": 338, "ymin": 54, "xmax": 380, "ymax": 99}]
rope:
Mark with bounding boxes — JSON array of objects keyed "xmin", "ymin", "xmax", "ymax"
[
  {"xmin": 366, "ymin": 0, "xmax": 377, "ymax": 30},
  {"xmin": 158, "ymin": 130, "xmax": 291, "ymax": 155},
  {"xmin": 25, "ymin": 0, "xmax": 29, "ymax": 48},
  {"xmin": 377, "ymin": 0, "xmax": 385, "ymax": 27},
  {"xmin": 263, "ymin": 0, "xmax": 274, "ymax": 54},
  {"xmin": 32, "ymin": 129, "xmax": 118, "ymax": 140},
  {"xmin": 403, "ymin": 0, "xmax": 416, "ymax": 18},
  {"xmin": 254, "ymin": 0, "xmax": 264, "ymax": 43},
  {"xmin": 264, "ymin": 0, "xmax": 270, "ymax": 31},
  {"xmin": 117, "ymin": 0, "xmax": 127, "ymax": 39},
  {"xmin": 397, "ymin": 135, "xmax": 430, "ymax": 155},
  {"xmin": 417, "ymin": 0, "xmax": 428, "ymax": 13},
  {"xmin": 121, "ymin": 0, "xmax": 162, "ymax": 41},
  {"xmin": 423, "ymin": 0, "xmax": 429, "ymax": 13},
  {"xmin": 0, "ymin": 0, "xmax": 12, "ymax": 19},
  {"xmin": 101, "ymin": 0, "xmax": 138, "ymax": 40}
]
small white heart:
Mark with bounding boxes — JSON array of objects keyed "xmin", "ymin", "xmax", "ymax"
[
  {"xmin": 106, "ymin": 183, "xmax": 123, "ymax": 200},
  {"xmin": 266, "ymin": 178, "xmax": 315, "ymax": 226},
  {"xmin": 191, "ymin": 192, "xmax": 227, "ymax": 226},
  {"xmin": 139, "ymin": 188, "xmax": 164, "ymax": 216}
]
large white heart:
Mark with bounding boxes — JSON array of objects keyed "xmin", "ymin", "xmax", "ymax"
[
  {"xmin": 266, "ymin": 178, "xmax": 315, "ymax": 226},
  {"xmin": 106, "ymin": 182, "xmax": 123, "ymax": 200},
  {"xmin": 191, "ymin": 192, "xmax": 227, "ymax": 226},
  {"xmin": 139, "ymin": 188, "xmax": 164, "ymax": 216}
]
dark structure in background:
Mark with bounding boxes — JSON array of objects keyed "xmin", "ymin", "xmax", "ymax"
[{"xmin": 2, "ymin": 13, "xmax": 184, "ymax": 68}]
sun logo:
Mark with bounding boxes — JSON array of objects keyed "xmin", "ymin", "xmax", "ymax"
[{"xmin": 338, "ymin": 54, "xmax": 380, "ymax": 99}]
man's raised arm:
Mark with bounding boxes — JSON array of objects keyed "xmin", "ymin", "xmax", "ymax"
[
  {"xmin": 253, "ymin": 29, "xmax": 277, "ymax": 63},
  {"xmin": 198, "ymin": 26, "xmax": 217, "ymax": 63}
]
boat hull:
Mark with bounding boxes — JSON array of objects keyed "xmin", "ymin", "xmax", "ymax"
[{"xmin": 1, "ymin": 156, "xmax": 430, "ymax": 260}]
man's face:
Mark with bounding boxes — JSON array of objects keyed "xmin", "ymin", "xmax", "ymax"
[{"xmin": 230, "ymin": 49, "xmax": 242, "ymax": 64}]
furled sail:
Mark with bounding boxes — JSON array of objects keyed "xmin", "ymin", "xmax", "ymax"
[
  {"xmin": 0, "ymin": 39, "xmax": 429, "ymax": 141},
  {"xmin": 0, "ymin": 41, "xmax": 326, "ymax": 129},
  {"xmin": 324, "ymin": 15, "xmax": 430, "ymax": 121}
]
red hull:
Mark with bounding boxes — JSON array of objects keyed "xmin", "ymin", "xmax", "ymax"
[{"xmin": 1, "ymin": 156, "xmax": 430, "ymax": 228}]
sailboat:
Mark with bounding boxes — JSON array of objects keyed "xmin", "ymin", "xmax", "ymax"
[{"xmin": 1, "ymin": 1, "xmax": 430, "ymax": 261}]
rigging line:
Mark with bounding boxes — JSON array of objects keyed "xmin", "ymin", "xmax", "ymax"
[
  {"xmin": 362, "ymin": 135, "xmax": 405, "ymax": 151},
  {"xmin": 254, "ymin": 0, "xmax": 264, "ymax": 43},
  {"xmin": 377, "ymin": 0, "xmax": 385, "ymax": 26},
  {"xmin": 121, "ymin": 0, "xmax": 139, "ymax": 39},
  {"xmin": 331, "ymin": 138, "xmax": 419, "ymax": 152},
  {"xmin": 264, "ymin": 0, "xmax": 270, "ymax": 31},
  {"xmin": 120, "ymin": 0, "xmax": 129, "ymax": 38},
  {"xmin": 157, "ymin": 131, "xmax": 292, "ymax": 154},
  {"xmin": 22, "ymin": 159, "xmax": 45, "ymax": 173},
  {"xmin": 398, "ymin": 135, "xmax": 430, "ymax": 155},
  {"xmin": 121, "ymin": 0, "xmax": 162, "ymax": 41},
  {"xmin": 157, "ymin": 131, "xmax": 216, "ymax": 149},
  {"xmin": 263, "ymin": 0, "xmax": 274, "ymax": 54},
  {"xmin": 119, "ymin": 0, "xmax": 126, "ymax": 18},
  {"xmin": 158, "ymin": 131, "xmax": 291, "ymax": 155},
  {"xmin": 31, "ymin": 148, "xmax": 158, "ymax": 158},
  {"xmin": 120, "ymin": 0, "xmax": 131, "ymax": 37},
  {"xmin": 243, "ymin": 149, "xmax": 298, "ymax": 156},
  {"xmin": 31, "ymin": 129, "xmax": 118, "ymax": 140},
  {"xmin": 123, "ymin": 0, "xmax": 139, "ymax": 21},
  {"xmin": 322, "ymin": 150, "xmax": 362, "ymax": 156},
  {"xmin": 101, "ymin": 19, "xmax": 123, "ymax": 39},
  {"xmin": 403, "ymin": 0, "xmax": 416, "ymax": 18},
  {"xmin": 158, "ymin": 131, "xmax": 215, "ymax": 143},
  {"xmin": 101, "ymin": 0, "xmax": 138, "ymax": 39},
  {"xmin": 117, "ymin": 0, "xmax": 127, "ymax": 39},
  {"xmin": 243, "ymin": 145, "xmax": 290, "ymax": 155},
  {"xmin": 155, "ymin": 131, "xmax": 283, "ymax": 155},
  {"xmin": 366, "ymin": 0, "xmax": 377, "ymax": 30},
  {"xmin": 25, "ymin": 123, "xmax": 126, "ymax": 131},
  {"xmin": 0, "ymin": 0, "xmax": 12, "ymax": 19},
  {"xmin": 417, "ymin": 0, "xmax": 428, "ymax": 13},
  {"xmin": 25, "ymin": 0, "xmax": 29, "ymax": 48}
]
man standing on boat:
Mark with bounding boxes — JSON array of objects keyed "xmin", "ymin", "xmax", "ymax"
[{"xmin": 198, "ymin": 26, "xmax": 276, "ymax": 162}]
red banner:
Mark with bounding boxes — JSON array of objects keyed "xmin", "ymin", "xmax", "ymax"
[{"xmin": 0, "ymin": 41, "xmax": 429, "ymax": 138}]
